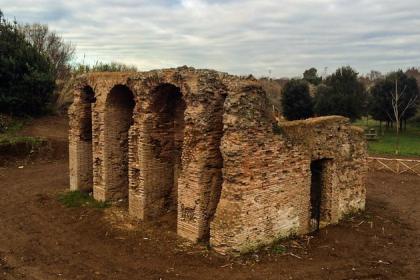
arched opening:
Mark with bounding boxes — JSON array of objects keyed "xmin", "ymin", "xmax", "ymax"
[
  {"xmin": 148, "ymin": 83, "xmax": 186, "ymax": 222},
  {"xmin": 104, "ymin": 85, "xmax": 135, "ymax": 202}
]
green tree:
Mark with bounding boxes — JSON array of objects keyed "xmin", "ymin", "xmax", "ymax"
[
  {"xmin": 281, "ymin": 79, "xmax": 314, "ymax": 120},
  {"xmin": 314, "ymin": 66, "xmax": 366, "ymax": 121},
  {"xmin": 368, "ymin": 79, "xmax": 392, "ymax": 134},
  {"xmin": 303, "ymin": 67, "xmax": 322, "ymax": 85},
  {"xmin": 0, "ymin": 11, "xmax": 55, "ymax": 116}
]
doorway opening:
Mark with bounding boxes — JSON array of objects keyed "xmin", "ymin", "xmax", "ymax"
[{"xmin": 310, "ymin": 159, "xmax": 327, "ymax": 232}]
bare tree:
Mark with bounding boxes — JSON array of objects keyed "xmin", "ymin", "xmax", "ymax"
[
  {"xmin": 387, "ymin": 79, "xmax": 418, "ymax": 155},
  {"xmin": 18, "ymin": 23, "xmax": 75, "ymax": 80}
]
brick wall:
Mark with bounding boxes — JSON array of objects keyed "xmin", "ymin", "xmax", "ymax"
[{"xmin": 69, "ymin": 67, "xmax": 367, "ymax": 254}]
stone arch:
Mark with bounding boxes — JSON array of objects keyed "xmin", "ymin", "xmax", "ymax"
[
  {"xmin": 132, "ymin": 82, "xmax": 186, "ymax": 221},
  {"xmin": 69, "ymin": 84, "xmax": 96, "ymax": 192},
  {"xmin": 102, "ymin": 84, "xmax": 135, "ymax": 202}
]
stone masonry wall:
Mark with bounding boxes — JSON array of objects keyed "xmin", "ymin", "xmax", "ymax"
[
  {"xmin": 279, "ymin": 117, "xmax": 368, "ymax": 219},
  {"xmin": 69, "ymin": 67, "xmax": 367, "ymax": 255},
  {"xmin": 210, "ymin": 80, "xmax": 311, "ymax": 254},
  {"xmin": 211, "ymin": 105, "xmax": 367, "ymax": 253}
]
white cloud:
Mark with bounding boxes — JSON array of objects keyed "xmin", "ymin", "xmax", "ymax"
[{"xmin": 1, "ymin": 0, "xmax": 420, "ymax": 77}]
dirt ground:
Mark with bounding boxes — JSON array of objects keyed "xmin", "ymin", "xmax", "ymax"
[{"xmin": 0, "ymin": 116, "xmax": 419, "ymax": 280}]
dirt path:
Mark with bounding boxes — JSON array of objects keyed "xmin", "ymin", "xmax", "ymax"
[
  {"xmin": 1, "ymin": 163, "xmax": 419, "ymax": 280},
  {"xmin": 0, "ymin": 116, "xmax": 419, "ymax": 280},
  {"xmin": 19, "ymin": 116, "xmax": 69, "ymax": 141}
]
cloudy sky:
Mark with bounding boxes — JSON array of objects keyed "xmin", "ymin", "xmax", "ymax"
[{"xmin": 1, "ymin": 0, "xmax": 420, "ymax": 77}]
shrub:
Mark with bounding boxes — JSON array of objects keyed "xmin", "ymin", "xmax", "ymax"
[
  {"xmin": 72, "ymin": 61, "xmax": 138, "ymax": 75},
  {"xmin": 0, "ymin": 11, "xmax": 55, "ymax": 116}
]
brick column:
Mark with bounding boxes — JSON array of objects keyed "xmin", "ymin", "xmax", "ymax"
[
  {"xmin": 177, "ymin": 97, "xmax": 225, "ymax": 242},
  {"xmin": 69, "ymin": 103, "xmax": 93, "ymax": 192}
]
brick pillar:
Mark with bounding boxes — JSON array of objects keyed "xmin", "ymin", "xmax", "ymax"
[
  {"xmin": 128, "ymin": 125, "xmax": 144, "ymax": 218},
  {"xmin": 69, "ymin": 103, "xmax": 93, "ymax": 192},
  {"xmin": 132, "ymin": 117, "xmax": 174, "ymax": 219},
  {"xmin": 69, "ymin": 138, "xmax": 93, "ymax": 191},
  {"xmin": 177, "ymin": 99, "xmax": 224, "ymax": 242}
]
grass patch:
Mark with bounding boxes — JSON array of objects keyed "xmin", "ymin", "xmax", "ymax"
[
  {"xmin": 58, "ymin": 191, "xmax": 109, "ymax": 209},
  {"xmin": 0, "ymin": 135, "xmax": 43, "ymax": 145},
  {"xmin": 239, "ymin": 234, "xmax": 294, "ymax": 256},
  {"xmin": 271, "ymin": 243, "xmax": 287, "ymax": 254},
  {"xmin": 354, "ymin": 118, "xmax": 420, "ymax": 157},
  {"xmin": 0, "ymin": 117, "xmax": 43, "ymax": 146},
  {"xmin": 0, "ymin": 116, "xmax": 26, "ymax": 133}
]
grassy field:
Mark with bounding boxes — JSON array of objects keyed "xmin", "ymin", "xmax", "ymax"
[{"xmin": 354, "ymin": 118, "xmax": 420, "ymax": 157}]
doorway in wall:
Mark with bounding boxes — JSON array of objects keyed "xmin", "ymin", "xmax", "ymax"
[{"xmin": 310, "ymin": 159, "xmax": 329, "ymax": 232}]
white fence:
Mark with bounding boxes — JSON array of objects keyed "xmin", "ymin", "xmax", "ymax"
[{"xmin": 368, "ymin": 157, "xmax": 420, "ymax": 176}]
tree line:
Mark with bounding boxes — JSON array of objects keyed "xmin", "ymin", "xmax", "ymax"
[
  {"xmin": 0, "ymin": 10, "xmax": 137, "ymax": 117},
  {"xmin": 0, "ymin": 11, "xmax": 56, "ymax": 116},
  {"xmin": 1, "ymin": 9, "xmax": 419, "ymax": 122},
  {"xmin": 281, "ymin": 66, "xmax": 420, "ymax": 126}
]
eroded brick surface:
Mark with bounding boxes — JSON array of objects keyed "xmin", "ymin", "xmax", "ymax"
[{"xmin": 68, "ymin": 67, "xmax": 367, "ymax": 254}]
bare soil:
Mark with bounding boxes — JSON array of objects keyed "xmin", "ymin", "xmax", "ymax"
[
  {"xmin": 0, "ymin": 116, "xmax": 68, "ymax": 166},
  {"xmin": 0, "ymin": 116, "xmax": 419, "ymax": 280}
]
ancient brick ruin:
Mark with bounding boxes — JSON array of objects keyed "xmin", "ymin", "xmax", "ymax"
[{"xmin": 69, "ymin": 67, "xmax": 367, "ymax": 254}]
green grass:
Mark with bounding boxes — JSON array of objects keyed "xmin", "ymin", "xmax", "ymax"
[
  {"xmin": 0, "ymin": 135, "xmax": 43, "ymax": 145},
  {"xmin": 271, "ymin": 243, "xmax": 287, "ymax": 254},
  {"xmin": 354, "ymin": 118, "xmax": 420, "ymax": 157},
  {"xmin": 0, "ymin": 117, "xmax": 43, "ymax": 146},
  {"xmin": 58, "ymin": 191, "xmax": 109, "ymax": 208}
]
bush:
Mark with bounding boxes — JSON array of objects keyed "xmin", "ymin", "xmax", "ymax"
[
  {"xmin": 72, "ymin": 61, "xmax": 138, "ymax": 75},
  {"xmin": 281, "ymin": 79, "xmax": 314, "ymax": 120},
  {"xmin": 0, "ymin": 11, "xmax": 55, "ymax": 116}
]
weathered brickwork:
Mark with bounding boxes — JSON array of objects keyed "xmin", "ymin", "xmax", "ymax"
[{"xmin": 68, "ymin": 67, "xmax": 367, "ymax": 254}]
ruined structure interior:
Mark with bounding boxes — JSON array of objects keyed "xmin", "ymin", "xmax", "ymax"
[{"xmin": 69, "ymin": 67, "xmax": 367, "ymax": 254}]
